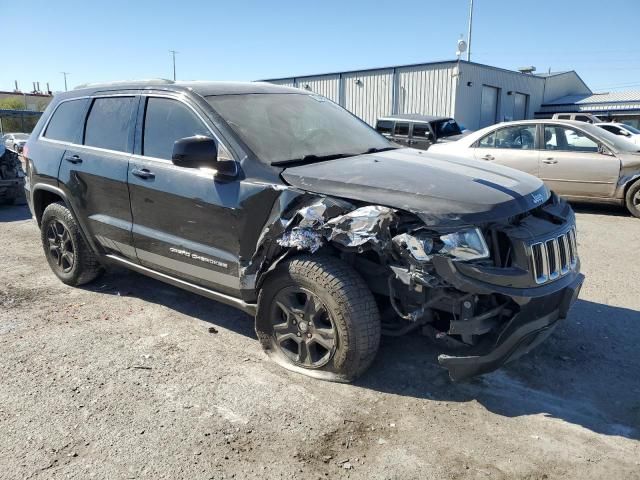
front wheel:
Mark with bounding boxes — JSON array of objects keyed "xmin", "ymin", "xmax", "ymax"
[
  {"xmin": 256, "ymin": 254, "xmax": 381, "ymax": 382},
  {"xmin": 625, "ymin": 180, "xmax": 640, "ymax": 218}
]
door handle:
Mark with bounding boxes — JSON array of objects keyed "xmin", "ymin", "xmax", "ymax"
[
  {"xmin": 64, "ymin": 155, "xmax": 82, "ymax": 164},
  {"xmin": 131, "ymin": 168, "xmax": 155, "ymax": 180},
  {"xmin": 542, "ymin": 158, "xmax": 558, "ymax": 164},
  {"xmin": 481, "ymin": 154, "xmax": 495, "ymax": 161}
]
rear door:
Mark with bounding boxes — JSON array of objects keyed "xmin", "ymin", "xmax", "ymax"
[
  {"xmin": 472, "ymin": 124, "xmax": 540, "ymax": 176},
  {"xmin": 410, "ymin": 122, "xmax": 433, "ymax": 150},
  {"xmin": 539, "ymin": 124, "xmax": 620, "ymax": 198},
  {"xmin": 57, "ymin": 95, "xmax": 138, "ymax": 259},
  {"xmin": 392, "ymin": 121, "xmax": 411, "ymax": 147},
  {"xmin": 127, "ymin": 94, "xmax": 244, "ymax": 296}
]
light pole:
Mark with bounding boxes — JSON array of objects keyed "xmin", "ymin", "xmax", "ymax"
[
  {"xmin": 467, "ymin": 0, "xmax": 474, "ymax": 62},
  {"xmin": 61, "ymin": 72, "xmax": 70, "ymax": 91},
  {"xmin": 169, "ymin": 50, "xmax": 178, "ymax": 81}
]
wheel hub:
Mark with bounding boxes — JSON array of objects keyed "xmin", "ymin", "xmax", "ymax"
[
  {"xmin": 46, "ymin": 220, "xmax": 74, "ymax": 273},
  {"xmin": 270, "ymin": 287, "xmax": 337, "ymax": 369}
]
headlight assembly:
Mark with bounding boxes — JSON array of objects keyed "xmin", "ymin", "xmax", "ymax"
[{"xmin": 394, "ymin": 228, "xmax": 490, "ymax": 262}]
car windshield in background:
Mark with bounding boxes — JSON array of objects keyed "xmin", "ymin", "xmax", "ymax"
[
  {"xmin": 581, "ymin": 123, "xmax": 640, "ymax": 153},
  {"xmin": 623, "ymin": 124, "xmax": 640, "ymax": 134},
  {"xmin": 207, "ymin": 93, "xmax": 393, "ymax": 165},
  {"xmin": 433, "ymin": 119, "xmax": 462, "ymax": 138}
]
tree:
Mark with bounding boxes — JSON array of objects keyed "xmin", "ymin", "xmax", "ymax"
[{"xmin": 0, "ymin": 97, "xmax": 26, "ymax": 110}]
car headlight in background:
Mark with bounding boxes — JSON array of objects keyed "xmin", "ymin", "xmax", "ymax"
[{"xmin": 394, "ymin": 228, "xmax": 490, "ymax": 262}]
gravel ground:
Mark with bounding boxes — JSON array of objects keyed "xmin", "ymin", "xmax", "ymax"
[{"xmin": 1, "ymin": 203, "xmax": 639, "ymax": 479}]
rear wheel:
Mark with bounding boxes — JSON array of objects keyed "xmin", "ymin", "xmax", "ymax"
[
  {"xmin": 40, "ymin": 202, "xmax": 103, "ymax": 286},
  {"xmin": 625, "ymin": 180, "xmax": 640, "ymax": 218},
  {"xmin": 256, "ymin": 254, "xmax": 381, "ymax": 382}
]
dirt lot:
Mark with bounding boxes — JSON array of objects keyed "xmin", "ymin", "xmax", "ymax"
[{"xmin": 1, "ymin": 203, "xmax": 639, "ymax": 479}]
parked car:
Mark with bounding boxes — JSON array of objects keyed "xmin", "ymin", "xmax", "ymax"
[
  {"xmin": 429, "ymin": 119, "xmax": 640, "ymax": 217},
  {"xmin": 0, "ymin": 144, "xmax": 26, "ymax": 205},
  {"xmin": 595, "ymin": 122, "xmax": 640, "ymax": 146},
  {"xmin": 24, "ymin": 80, "xmax": 583, "ymax": 382},
  {"xmin": 551, "ymin": 113, "xmax": 601, "ymax": 123},
  {"xmin": 375, "ymin": 114, "xmax": 469, "ymax": 149},
  {"xmin": 2, "ymin": 132, "xmax": 29, "ymax": 153}
]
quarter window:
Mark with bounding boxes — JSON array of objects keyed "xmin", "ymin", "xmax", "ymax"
[
  {"xmin": 394, "ymin": 122, "xmax": 409, "ymax": 136},
  {"xmin": 84, "ymin": 97, "xmax": 135, "ymax": 152},
  {"xmin": 43, "ymin": 99, "xmax": 88, "ymax": 143},
  {"xmin": 142, "ymin": 97, "xmax": 231, "ymax": 161},
  {"xmin": 544, "ymin": 126, "xmax": 599, "ymax": 152}
]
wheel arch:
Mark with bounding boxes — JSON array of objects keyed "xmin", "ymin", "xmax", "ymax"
[{"xmin": 32, "ymin": 184, "xmax": 70, "ymax": 226}]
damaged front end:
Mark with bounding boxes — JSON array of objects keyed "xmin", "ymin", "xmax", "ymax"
[{"xmin": 247, "ymin": 191, "xmax": 583, "ymax": 382}]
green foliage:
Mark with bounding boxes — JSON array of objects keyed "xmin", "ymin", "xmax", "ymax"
[{"xmin": 0, "ymin": 97, "xmax": 26, "ymax": 110}]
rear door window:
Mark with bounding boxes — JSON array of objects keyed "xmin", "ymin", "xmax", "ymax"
[
  {"xmin": 84, "ymin": 97, "xmax": 135, "ymax": 152},
  {"xmin": 394, "ymin": 122, "xmax": 409, "ymax": 136},
  {"xmin": 43, "ymin": 99, "xmax": 89, "ymax": 143},
  {"xmin": 376, "ymin": 120, "xmax": 394, "ymax": 135},
  {"xmin": 412, "ymin": 123, "xmax": 431, "ymax": 138}
]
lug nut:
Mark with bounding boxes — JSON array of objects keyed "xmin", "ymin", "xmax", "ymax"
[
  {"xmin": 307, "ymin": 333, "xmax": 312, "ymax": 338},
  {"xmin": 297, "ymin": 332, "xmax": 301, "ymax": 337}
]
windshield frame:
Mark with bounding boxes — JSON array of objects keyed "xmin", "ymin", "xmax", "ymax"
[{"xmin": 205, "ymin": 92, "xmax": 395, "ymax": 166}]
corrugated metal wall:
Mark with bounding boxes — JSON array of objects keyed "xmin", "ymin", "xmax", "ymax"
[
  {"xmin": 542, "ymin": 72, "xmax": 591, "ymax": 103},
  {"xmin": 342, "ymin": 69, "xmax": 394, "ymax": 126},
  {"xmin": 296, "ymin": 75, "xmax": 341, "ymax": 103},
  {"xmin": 267, "ymin": 78, "xmax": 297, "ymax": 88},
  {"xmin": 455, "ymin": 63, "xmax": 546, "ymax": 130},
  {"xmin": 396, "ymin": 64, "xmax": 457, "ymax": 117}
]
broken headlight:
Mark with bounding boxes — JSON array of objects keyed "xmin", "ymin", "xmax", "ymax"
[{"xmin": 395, "ymin": 228, "xmax": 490, "ymax": 262}]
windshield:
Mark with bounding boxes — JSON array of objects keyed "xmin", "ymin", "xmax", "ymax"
[
  {"xmin": 581, "ymin": 123, "xmax": 640, "ymax": 153},
  {"xmin": 432, "ymin": 119, "xmax": 462, "ymax": 138},
  {"xmin": 206, "ymin": 93, "xmax": 393, "ymax": 164},
  {"xmin": 623, "ymin": 124, "xmax": 640, "ymax": 135}
]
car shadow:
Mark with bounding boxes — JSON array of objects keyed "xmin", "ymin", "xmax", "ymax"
[
  {"xmin": 358, "ymin": 298, "xmax": 640, "ymax": 440},
  {"xmin": 0, "ymin": 204, "xmax": 31, "ymax": 222},
  {"xmin": 88, "ymin": 268, "xmax": 640, "ymax": 441},
  {"xmin": 570, "ymin": 201, "xmax": 630, "ymax": 217}
]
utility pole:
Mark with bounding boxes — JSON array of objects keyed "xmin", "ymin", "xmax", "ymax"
[
  {"xmin": 61, "ymin": 72, "xmax": 70, "ymax": 91},
  {"xmin": 467, "ymin": 0, "xmax": 474, "ymax": 62},
  {"xmin": 169, "ymin": 50, "xmax": 178, "ymax": 81}
]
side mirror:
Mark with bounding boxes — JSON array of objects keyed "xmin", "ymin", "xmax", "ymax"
[
  {"xmin": 426, "ymin": 132, "xmax": 435, "ymax": 142},
  {"xmin": 172, "ymin": 135, "xmax": 236, "ymax": 177}
]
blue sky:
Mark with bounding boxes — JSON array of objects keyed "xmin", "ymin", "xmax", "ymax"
[{"xmin": 3, "ymin": 0, "xmax": 639, "ymax": 93}]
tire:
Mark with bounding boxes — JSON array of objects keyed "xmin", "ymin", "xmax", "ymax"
[
  {"xmin": 256, "ymin": 254, "xmax": 381, "ymax": 382},
  {"xmin": 40, "ymin": 202, "xmax": 103, "ymax": 286},
  {"xmin": 625, "ymin": 180, "xmax": 640, "ymax": 218}
]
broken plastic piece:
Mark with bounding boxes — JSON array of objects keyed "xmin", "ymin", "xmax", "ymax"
[{"xmin": 325, "ymin": 206, "xmax": 394, "ymax": 247}]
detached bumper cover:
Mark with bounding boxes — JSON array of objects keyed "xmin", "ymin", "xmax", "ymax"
[{"xmin": 438, "ymin": 274, "xmax": 583, "ymax": 381}]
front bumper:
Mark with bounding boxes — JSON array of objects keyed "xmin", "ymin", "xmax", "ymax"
[{"xmin": 437, "ymin": 271, "xmax": 583, "ymax": 381}]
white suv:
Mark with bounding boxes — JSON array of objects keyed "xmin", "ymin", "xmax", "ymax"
[{"xmin": 595, "ymin": 122, "xmax": 640, "ymax": 146}]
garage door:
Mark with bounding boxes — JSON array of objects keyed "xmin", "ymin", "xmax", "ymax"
[
  {"xmin": 513, "ymin": 93, "xmax": 528, "ymax": 120},
  {"xmin": 480, "ymin": 85, "xmax": 499, "ymax": 128}
]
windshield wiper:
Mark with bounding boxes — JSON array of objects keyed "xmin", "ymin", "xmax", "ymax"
[
  {"xmin": 362, "ymin": 146, "xmax": 400, "ymax": 154},
  {"xmin": 271, "ymin": 152, "xmax": 358, "ymax": 166}
]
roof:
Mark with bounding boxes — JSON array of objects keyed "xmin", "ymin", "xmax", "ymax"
[
  {"xmin": 544, "ymin": 90, "xmax": 640, "ymax": 106},
  {"xmin": 534, "ymin": 71, "xmax": 572, "ymax": 78},
  {"xmin": 378, "ymin": 114, "xmax": 451, "ymax": 123},
  {"xmin": 260, "ymin": 60, "xmax": 547, "ymax": 83},
  {"xmin": 67, "ymin": 80, "xmax": 302, "ymax": 97}
]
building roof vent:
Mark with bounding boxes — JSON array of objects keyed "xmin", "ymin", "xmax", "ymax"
[{"xmin": 518, "ymin": 66, "xmax": 537, "ymax": 74}]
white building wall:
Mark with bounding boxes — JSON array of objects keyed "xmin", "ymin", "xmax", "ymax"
[
  {"xmin": 266, "ymin": 78, "xmax": 296, "ymax": 88},
  {"xmin": 455, "ymin": 63, "xmax": 546, "ymax": 130},
  {"xmin": 295, "ymin": 75, "xmax": 341, "ymax": 103},
  {"xmin": 396, "ymin": 63, "xmax": 457, "ymax": 117},
  {"xmin": 342, "ymin": 69, "xmax": 394, "ymax": 126}
]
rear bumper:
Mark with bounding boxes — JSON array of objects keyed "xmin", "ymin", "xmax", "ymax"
[{"xmin": 437, "ymin": 273, "xmax": 584, "ymax": 381}]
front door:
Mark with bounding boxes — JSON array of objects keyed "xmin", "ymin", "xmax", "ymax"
[
  {"xmin": 127, "ymin": 95, "xmax": 245, "ymax": 297},
  {"xmin": 472, "ymin": 124, "xmax": 540, "ymax": 177},
  {"xmin": 410, "ymin": 122, "xmax": 433, "ymax": 150},
  {"xmin": 540, "ymin": 125, "xmax": 620, "ymax": 198},
  {"xmin": 392, "ymin": 121, "xmax": 411, "ymax": 147},
  {"xmin": 57, "ymin": 95, "xmax": 138, "ymax": 260}
]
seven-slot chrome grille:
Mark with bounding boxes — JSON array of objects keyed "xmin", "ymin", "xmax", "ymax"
[{"xmin": 530, "ymin": 227, "xmax": 578, "ymax": 284}]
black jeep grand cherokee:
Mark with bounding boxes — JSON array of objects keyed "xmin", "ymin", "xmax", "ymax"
[{"xmin": 24, "ymin": 80, "xmax": 584, "ymax": 381}]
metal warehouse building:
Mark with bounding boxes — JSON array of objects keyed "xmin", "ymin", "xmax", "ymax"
[{"xmin": 263, "ymin": 60, "xmax": 594, "ymax": 130}]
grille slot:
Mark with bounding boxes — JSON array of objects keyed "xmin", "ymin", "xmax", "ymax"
[{"xmin": 530, "ymin": 227, "xmax": 577, "ymax": 284}]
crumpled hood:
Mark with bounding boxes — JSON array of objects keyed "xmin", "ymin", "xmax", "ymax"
[{"xmin": 281, "ymin": 148, "xmax": 550, "ymax": 227}]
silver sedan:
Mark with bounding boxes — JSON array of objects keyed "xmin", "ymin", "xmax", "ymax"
[{"xmin": 429, "ymin": 119, "xmax": 640, "ymax": 217}]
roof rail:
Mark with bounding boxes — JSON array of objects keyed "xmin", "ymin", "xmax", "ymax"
[{"xmin": 73, "ymin": 79, "xmax": 175, "ymax": 90}]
